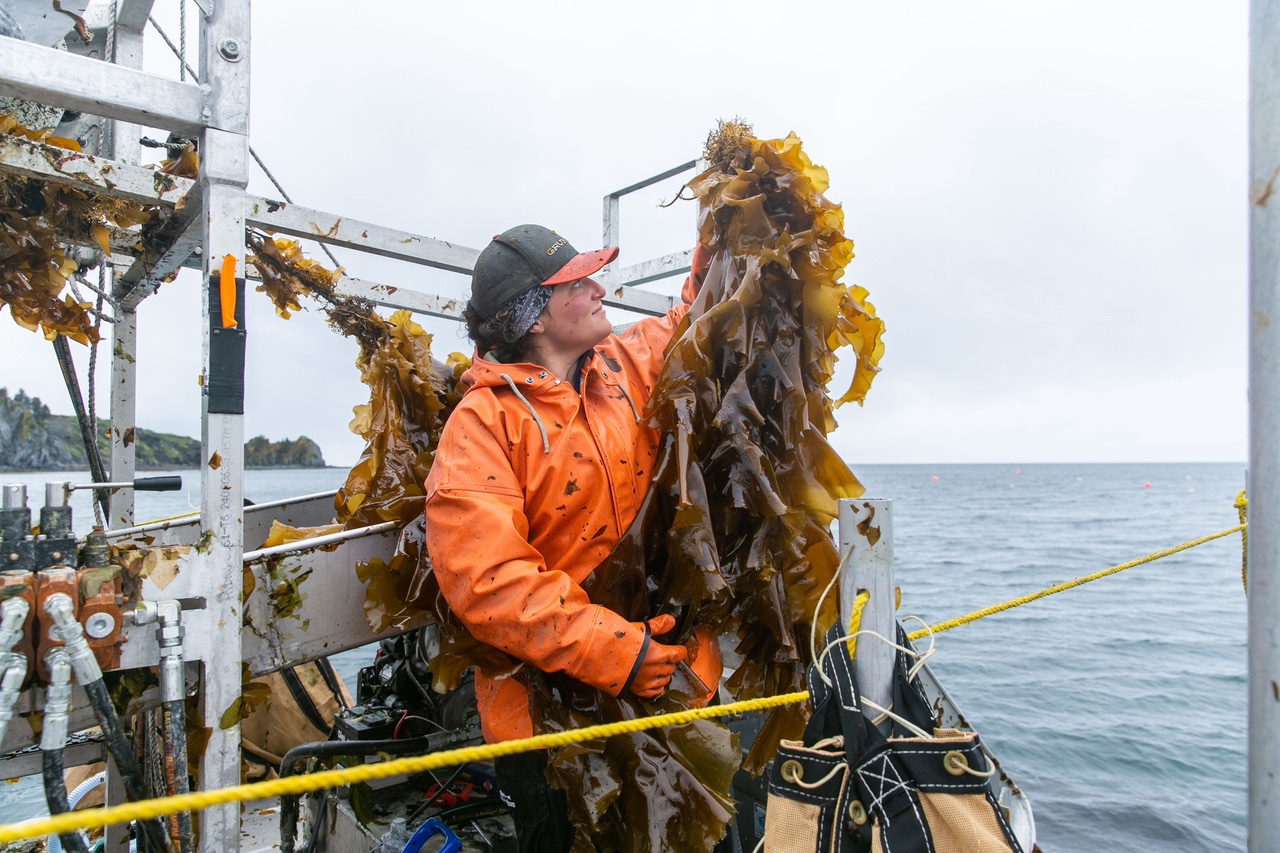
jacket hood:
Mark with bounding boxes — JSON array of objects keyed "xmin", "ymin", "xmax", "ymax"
[
  {"xmin": 459, "ymin": 348, "xmax": 623, "ymax": 395},
  {"xmin": 458, "ymin": 348, "xmax": 638, "ymax": 456}
]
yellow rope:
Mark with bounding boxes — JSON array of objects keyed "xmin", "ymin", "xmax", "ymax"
[
  {"xmin": 0, "ymin": 519, "xmax": 1247, "ymax": 844},
  {"xmin": 0, "ymin": 691, "xmax": 808, "ymax": 845},
  {"xmin": 140, "ymin": 509, "xmax": 199, "ymax": 525},
  {"xmin": 906, "ymin": 523, "xmax": 1245, "ymax": 641},
  {"xmin": 1236, "ymin": 489, "xmax": 1248, "ymax": 591},
  {"xmin": 846, "ymin": 590, "xmax": 869, "ymax": 657}
]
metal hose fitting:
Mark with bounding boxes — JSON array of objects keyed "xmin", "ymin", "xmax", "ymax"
[
  {"xmin": 43, "ymin": 593, "xmax": 103, "ymax": 686},
  {"xmin": 0, "ymin": 596, "xmax": 29, "ymax": 654},
  {"xmin": 40, "ymin": 648, "xmax": 72, "ymax": 751},
  {"xmin": 0, "ymin": 651, "xmax": 26, "ymax": 744}
]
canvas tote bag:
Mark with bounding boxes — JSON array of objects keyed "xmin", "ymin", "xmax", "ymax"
[{"xmin": 760, "ymin": 625, "xmax": 1024, "ymax": 853}]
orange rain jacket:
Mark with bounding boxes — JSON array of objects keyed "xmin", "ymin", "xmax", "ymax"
[{"xmin": 424, "ymin": 275, "xmax": 720, "ymax": 744}]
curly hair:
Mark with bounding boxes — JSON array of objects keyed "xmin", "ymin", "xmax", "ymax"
[{"xmin": 463, "ymin": 285, "xmax": 552, "ymax": 364}]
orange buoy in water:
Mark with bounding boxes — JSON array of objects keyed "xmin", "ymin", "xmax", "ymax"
[
  {"xmin": 931, "ymin": 476, "xmax": 940, "ymax": 482},
  {"xmin": 1144, "ymin": 482, "xmax": 1152, "ymax": 488}
]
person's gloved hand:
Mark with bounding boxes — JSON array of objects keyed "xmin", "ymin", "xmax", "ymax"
[{"xmin": 628, "ymin": 613, "xmax": 688, "ymax": 699}]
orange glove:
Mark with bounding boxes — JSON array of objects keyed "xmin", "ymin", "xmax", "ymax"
[{"xmin": 624, "ymin": 613, "xmax": 688, "ymax": 699}]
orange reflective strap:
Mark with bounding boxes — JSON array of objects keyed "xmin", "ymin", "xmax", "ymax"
[{"xmin": 219, "ymin": 253, "xmax": 238, "ymax": 328}]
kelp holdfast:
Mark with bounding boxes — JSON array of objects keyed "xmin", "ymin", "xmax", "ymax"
[{"xmin": 760, "ymin": 625, "xmax": 1025, "ymax": 853}]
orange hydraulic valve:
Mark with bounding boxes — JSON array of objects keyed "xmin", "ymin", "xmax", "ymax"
[
  {"xmin": 76, "ymin": 528, "xmax": 123, "ymax": 672},
  {"xmin": 0, "ymin": 571, "xmax": 35, "ymax": 686},
  {"xmin": 34, "ymin": 566, "xmax": 77, "ymax": 683}
]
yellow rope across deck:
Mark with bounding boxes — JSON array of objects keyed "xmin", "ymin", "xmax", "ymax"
[{"xmin": 0, "ymin": 691, "xmax": 808, "ymax": 845}]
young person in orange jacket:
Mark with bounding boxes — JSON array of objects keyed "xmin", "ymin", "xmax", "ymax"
[{"xmin": 424, "ymin": 224, "xmax": 715, "ymax": 852}]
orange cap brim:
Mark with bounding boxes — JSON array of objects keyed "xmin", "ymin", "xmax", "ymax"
[{"xmin": 541, "ymin": 246, "xmax": 619, "ymax": 285}]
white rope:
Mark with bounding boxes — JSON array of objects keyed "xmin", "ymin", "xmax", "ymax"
[
  {"xmin": 810, "ymin": 629, "xmax": 936, "ymax": 738},
  {"xmin": 790, "ymin": 760, "xmax": 845, "ymax": 790},
  {"xmin": 177, "ymin": 0, "xmax": 186, "ymax": 81},
  {"xmin": 69, "ymin": 268, "xmax": 119, "ymax": 312},
  {"xmin": 859, "ymin": 697, "xmax": 932, "ymax": 740},
  {"xmin": 147, "ymin": 15, "xmax": 197, "ymax": 80},
  {"xmin": 808, "ymin": 541, "xmax": 853, "ymax": 669}
]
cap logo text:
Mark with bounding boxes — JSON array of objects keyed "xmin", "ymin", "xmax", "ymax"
[{"xmin": 545, "ymin": 238, "xmax": 568, "ymax": 256}]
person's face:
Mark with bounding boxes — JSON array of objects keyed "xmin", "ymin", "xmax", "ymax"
[{"xmin": 529, "ymin": 277, "xmax": 611, "ymax": 359}]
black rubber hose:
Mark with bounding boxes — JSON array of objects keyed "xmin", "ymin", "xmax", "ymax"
[
  {"xmin": 51, "ymin": 335, "xmax": 109, "ymax": 520},
  {"xmin": 161, "ymin": 699, "xmax": 194, "ymax": 853},
  {"xmin": 42, "ymin": 746, "xmax": 90, "ymax": 853},
  {"xmin": 278, "ymin": 732, "xmax": 456, "ymax": 853},
  {"xmin": 83, "ymin": 679, "xmax": 172, "ymax": 852}
]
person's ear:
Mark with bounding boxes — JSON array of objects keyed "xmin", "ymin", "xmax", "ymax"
[{"xmin": 527, "ymin": 317, "xmax": 545, "ymax": 335}]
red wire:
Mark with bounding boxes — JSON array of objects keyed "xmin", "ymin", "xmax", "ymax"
[{"xmin": 392, "ymin": 709, "xmax": 408, "ymax": 739}]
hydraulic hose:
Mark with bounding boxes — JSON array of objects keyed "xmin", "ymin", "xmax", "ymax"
[
  {"xmin": 278, "ymin": 730, "xmax": 473, "ymax": 853},
  {"xmin": 44, "ymin": 594, "xmax": 172, "ymax": 853},
  {"xmin": 42, "ymin": 648, "xmax": 90, "ymax": 853},
  {"xmin": 51, "ymin": 335, "xmax": 110, "ymax": 520},
  {"xmin": 158, "ymin": 702, "xmax": 192, "ymax": 853},
  {"xmin": 156, "ymin": 602, "xmax": 192, "ymax": 853}
]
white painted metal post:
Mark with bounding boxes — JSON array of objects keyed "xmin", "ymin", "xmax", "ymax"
[
  {"xmin": 105, "ymin": 2, "xmax": 147, "ymax": 531},
  {"xmin": 1249, "ymin": 1, "xmax": 1280, "ymax": 847},
  {"xmin": 600, "ymin": 192, "xmax": 620, "ymax": 284},
  {"xmin": 196, "ymin": 3, "xmax": 251, "ymax": 850},
  {"xmin": 837, "ymin": 498, "xmax": 894, "ymax": 730},
  {"xmin": 107, "ymin": 304, "xmax": 137, "ymax": 530},
  {"xmin": 106, "ymin": 0, "xmax": 151, "ymax": 163}
]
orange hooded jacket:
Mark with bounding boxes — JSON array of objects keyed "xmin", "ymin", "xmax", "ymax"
[{"xmin": 423, "ymin": 274, "xmax": 720, "ymax": 744}]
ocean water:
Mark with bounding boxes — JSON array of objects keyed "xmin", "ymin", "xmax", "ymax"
[
  {"xmin": 0, "ymin": 462, "xmax": 1249, "ymax": 852},
  {"xmin": 856, "ymin": 462, "xmax": 1248, "ymax": 853}
]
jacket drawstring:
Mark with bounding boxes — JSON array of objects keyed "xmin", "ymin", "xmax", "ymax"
[
  {"xmin": 499, "ymin": 373, "xmax": 550, "ymax": 454},
  {"xmin": 616, "ymin": 383, "xmax": 642, "ymax": 424}
]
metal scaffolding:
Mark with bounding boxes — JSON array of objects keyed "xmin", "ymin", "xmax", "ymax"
[{"xmin": 0, "ymin": 4, "xmax": 699, "ymax": 849}]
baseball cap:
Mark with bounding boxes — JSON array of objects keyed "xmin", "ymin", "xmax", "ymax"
[{"xmin": 468, "ymin": 224, "xmax": 619, "ymax": 321}]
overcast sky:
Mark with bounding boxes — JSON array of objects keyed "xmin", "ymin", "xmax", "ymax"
[{"xmin": 1, "ymin": 0, "xmax": 1249, "ymax": 466}]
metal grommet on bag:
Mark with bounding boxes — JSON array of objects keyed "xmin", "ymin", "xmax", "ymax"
[
  {"xmin": 848, "ymin": 799, "xmax": 868, "ymax": 825},
  {"xmin": 944, "ymin": 750, "xmax": 969, "ymax": 776},
  {"xmin": 780, "ymin": 759, "xmax": 804, "ymax": 784}
]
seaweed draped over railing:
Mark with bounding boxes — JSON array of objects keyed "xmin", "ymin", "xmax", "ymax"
[{"xmin": 247, "ymin": 233, "xmax": 464, "ymax": 629}]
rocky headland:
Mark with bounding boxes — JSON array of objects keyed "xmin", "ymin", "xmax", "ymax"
[{"xmin": 0, "ymin": 388, "xmax": 325, "ymax": 470}]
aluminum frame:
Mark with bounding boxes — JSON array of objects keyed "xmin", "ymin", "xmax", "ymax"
[{"xmin": 1249, "ymin": 1, "xmax": 1279, "ymax": 848}]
